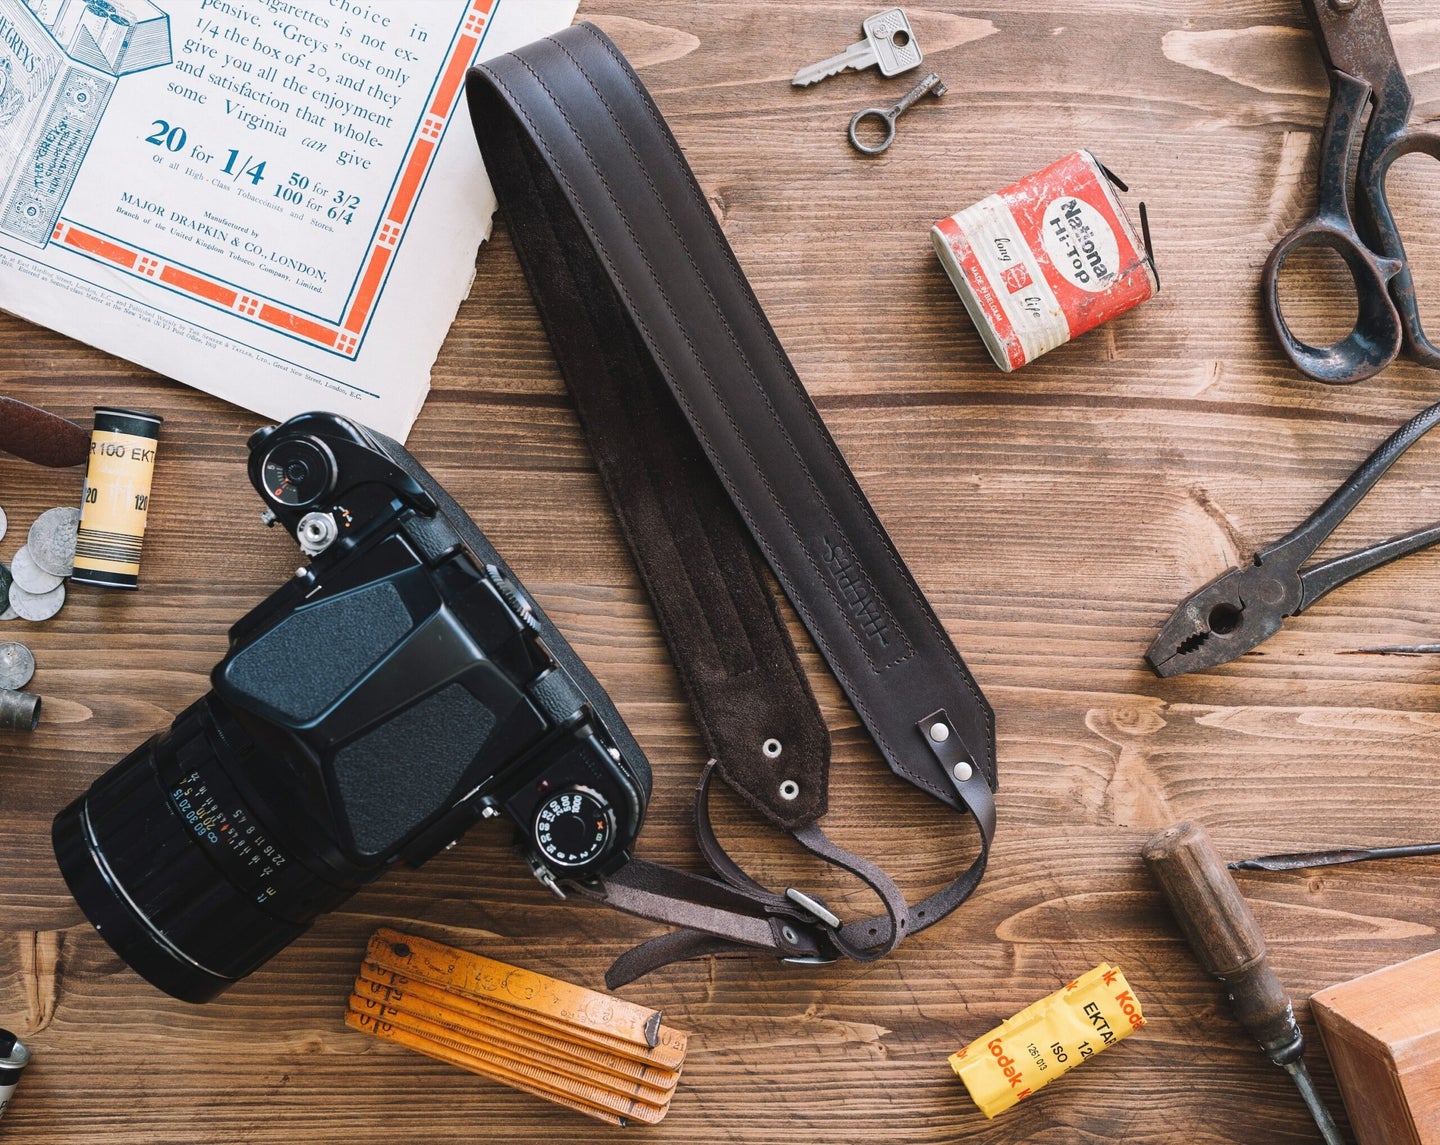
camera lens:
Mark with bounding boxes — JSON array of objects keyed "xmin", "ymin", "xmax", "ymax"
[
  {"xmin": 260, "ymin": 438, "xmax": 334, "ymax": 508},
  {"xmin": 52, "ymin": 696, "xmax": 350, "ymax": 1003}
]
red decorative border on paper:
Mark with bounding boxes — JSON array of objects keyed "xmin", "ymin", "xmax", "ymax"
[{"xmin": 53, "ymin": 0, "xmax": 498, "ymax": 359}]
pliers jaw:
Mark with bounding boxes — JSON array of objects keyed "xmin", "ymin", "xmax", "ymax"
[{"xmin": 1145, "ymin": 562, "xmax": 1302, "ymax": 678}]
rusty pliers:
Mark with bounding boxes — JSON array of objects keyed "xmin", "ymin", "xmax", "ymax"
[
  {"xmin": 1147, "ymin": 399, "xmax": 1440, "ymax": 676},
  {"xmin": 1263, "ymin": 0, "xmax": 1440, "ymax": 384}
]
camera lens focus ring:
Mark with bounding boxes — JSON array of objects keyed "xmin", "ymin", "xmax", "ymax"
[{"xmin": 532, "ymin": 787, "xmax": 615, "ymax": 870}]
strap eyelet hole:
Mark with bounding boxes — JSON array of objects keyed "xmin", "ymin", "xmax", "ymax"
[
  {"xmin": 778, "ymin": 779, "xmax": 799, "ymax": 801},
  {"xmin": 762, "ymin": 737, "xmax": 783, "ymax": 759}
]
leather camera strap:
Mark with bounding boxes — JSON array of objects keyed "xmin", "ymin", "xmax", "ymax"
[
  {"xmin": 0, "ymin": 396, "xmax": 88, "ymax": 468},
  {"xmin": 467, "ymin": 24, "xmax": 996, "ymax": 987}
]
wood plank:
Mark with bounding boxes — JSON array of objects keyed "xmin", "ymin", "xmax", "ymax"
[{"xmin": 4, "ymin": 0, "xmax": 1440, "ymax": 1141}]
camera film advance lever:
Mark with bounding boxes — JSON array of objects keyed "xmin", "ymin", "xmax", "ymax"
[
  {"xmin": 53, "ymin": 412, "xmax": 652, "ymax": 1002},
  {"xmin": 1148, "ymin": 397, "xmax": 1440, "ymax": 677},
  {"xmin": 468, "ymin": 23, "xmax": 995, "ymax": 987}
]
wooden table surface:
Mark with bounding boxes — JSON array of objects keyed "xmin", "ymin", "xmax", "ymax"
[{"xmin": 4, "ymin": 1, "xmax": 1440, "ymax": 1141}]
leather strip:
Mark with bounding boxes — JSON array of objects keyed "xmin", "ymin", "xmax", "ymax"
[
  {"xmin": 467, "ymin": 25, "xmax": 997, "ymax": 980},
  {"xmin": 0, "ymin": 397, "xmax": 88, "ymax": 467}
]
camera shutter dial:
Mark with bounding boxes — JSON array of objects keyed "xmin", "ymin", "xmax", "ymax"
[{"xmin": 532, "ymin": 787, "xmax": 615, "ymax": 869}]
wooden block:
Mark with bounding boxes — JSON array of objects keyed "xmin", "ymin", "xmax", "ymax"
[{"xmin": 1311, "ymin": 949, "xmax": 1440, "ymax": 1145}]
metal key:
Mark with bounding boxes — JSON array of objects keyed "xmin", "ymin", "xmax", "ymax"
[
  {"xmin": 848, "ymin": 72, "xmax": 946, "ymax": 155},
  {"xmin": 792, "ymin": 8, "xmax": 923, "ymax": 87}
]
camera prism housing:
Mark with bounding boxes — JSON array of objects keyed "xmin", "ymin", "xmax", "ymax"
[{"xmin": 53, "ymin": 413, "xmax": 650, "ymax": 1002}]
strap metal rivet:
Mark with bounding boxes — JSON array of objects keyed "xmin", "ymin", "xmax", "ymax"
[
  {"xmin": 953, "ymin": 760, "xmax": 973, "ymax": 782},
  {"xmin": 762, "ymin": 737, "xmax": 783, "ymax": 759},
  {"xmin": 781, "ymin": 925, "xmax": 799, "ymax": 945},
  {"xmin": 779, "ymin": 779, "xmax": 800, "ymax": 801},
  {"xmin": 929, "ymin": 721, "xmax": 950, "ymax": 742}
]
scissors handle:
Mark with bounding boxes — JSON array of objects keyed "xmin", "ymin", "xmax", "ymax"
[
  {"xmin": 1354, "ymin": 78, "xmax": 1440, "ymax": 371},
  {"xmin": 1262, "ymin": 70, "xmax": 1405, "ymax": 384}
]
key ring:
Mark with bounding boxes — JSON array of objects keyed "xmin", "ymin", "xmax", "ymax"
[
  {"xmin": 848, "ymin": 107, "xmax": 898, "ymax": 155},
  {"xmin": 846, "ymin": 72, "xmax": 946, "ymax": 157}
]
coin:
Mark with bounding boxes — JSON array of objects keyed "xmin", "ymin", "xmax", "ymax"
[
  {"xmin": 0, "ymin": 641, "xmax": 34, "ymax": 690},
  {"xmin": 0, "ymin": 505, "xmax": 7, "ymax": 545},
  {"xmin": 0, "ymin": 607, "xmax": 14, "ymax": 621},
  {"xmin": 10, "ymin": 546, "xmax": 63, "ymax": 594},
  {"xmin": 0, "ymin": 562, "xmax": 10, "ymax": 603},
  {"xmin": 28, "ymin": 506, "xmax": 80, "ymax": 577},
  {"xmin": 9, "ymin": 581, "xmax": 64, "ymax": 622}
]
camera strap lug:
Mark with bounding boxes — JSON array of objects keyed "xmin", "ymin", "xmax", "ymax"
[{"xmin": 526, "ymin": 853, "xmax": 567, "ymax": 901}]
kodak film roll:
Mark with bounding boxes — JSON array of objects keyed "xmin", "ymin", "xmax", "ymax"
[
  {"xmin": 932, "ymin": 151, "xmax": 1158, "ymax": 372},
  {"xmin": 949, "ymin": 962, "xmax": 1145, "ymax": 1118},
  {"xmin": 71, "ymin": 407, "xmax": 162, "ymax": 590}
]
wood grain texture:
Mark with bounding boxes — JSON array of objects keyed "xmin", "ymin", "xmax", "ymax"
[
  {"xmin": 4, "ymin": 1, "xmax": 1440, "ymax": 1141},
  {"xmin": 1312, "ymin": 949, "xmax": 1440, "ymax": 1145}
]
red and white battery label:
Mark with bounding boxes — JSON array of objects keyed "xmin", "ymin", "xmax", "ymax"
[{"xmin": 932, "ymin": 151, "xmax": 1157, "ymax": 372}]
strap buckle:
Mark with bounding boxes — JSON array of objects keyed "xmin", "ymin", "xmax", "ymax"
[
  {"xmin": 784, "ymin": 887, "xmax": 841, "ymax": 929},
  {"xmin": 779, "ymin": 889, "xmax": 841, "ymax": 964}
]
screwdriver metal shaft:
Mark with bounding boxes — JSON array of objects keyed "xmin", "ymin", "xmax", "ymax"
[
  {"xmin": 1285, "ymin": 1060, "xmax": 1346, "ymax": 1145},
  {"xmin": 1230, "ymin": 842, "xmax": 1440, "ymax": 871}
]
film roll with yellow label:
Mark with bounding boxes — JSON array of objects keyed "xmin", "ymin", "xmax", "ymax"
[
  {"xmin": 949, "ymin": 962, "xmax": 1144, "ymax": 1118},
  {"xmin": 71, "ymin": 407, "xmax": 162, "ymax": 590}
]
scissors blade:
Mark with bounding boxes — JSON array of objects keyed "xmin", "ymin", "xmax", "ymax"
[
  {"xmin": 1145, "ymin": 563, "xmax": 1301, "ymax": 678},
  {"xmin": 1298, "ymin": 0, "xmax": 1403, "ymax": 89}
]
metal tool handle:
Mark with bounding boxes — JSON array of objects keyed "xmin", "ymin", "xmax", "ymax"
[
  {"xmin": 1262, "ymin": 70, "xmax": 1404, "ymax": 384},
  {"xmin": 1355, "ymin": 116, "xmax": 1440, "ymax": 372},
  {"xmin": 1142, "ymin": 822, "xmax": 1303, "ymax": 1062},
  {"xmin": 1259, "ymin": 395, "xmax": 1440, "ymax": 594}
]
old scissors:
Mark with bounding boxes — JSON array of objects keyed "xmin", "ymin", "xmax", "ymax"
[
  {"xmin": 1147, "ymin": 399, "xmax": 1440, "ymax": 676},
  {"xmin": 1263, "ymin": 0, "xmax": 1440, "ymax": 384}
]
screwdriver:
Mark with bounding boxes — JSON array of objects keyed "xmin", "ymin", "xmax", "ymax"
[{"xmin": 1142, "ymin": 822, "xmax": 1345, "ymax": 1145}]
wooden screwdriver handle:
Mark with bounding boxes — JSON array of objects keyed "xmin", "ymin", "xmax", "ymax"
[{"xmin": 1143, "ymin": 821, "xmax": 1303, "ymax": 1062}]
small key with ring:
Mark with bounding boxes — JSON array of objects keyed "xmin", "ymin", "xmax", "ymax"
[
  {"xmin": 792, "ymin": 8, "xmax": 923, "ymax": 87},
  {"xmin": 848, "ymin": 72, "xmax": 946, "ymax": 155}
]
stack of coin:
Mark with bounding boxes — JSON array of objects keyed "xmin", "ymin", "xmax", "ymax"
[
  {"xmin": 2, "ymin": 506, "xmax": 80, "ymax": 623},
  {"xmin": 347, "ymin": 929, "xmax": 687, "ymax": 1126}
]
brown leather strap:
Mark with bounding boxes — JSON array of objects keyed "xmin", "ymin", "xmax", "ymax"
[
  {"xmin": 467, "ymin": 25, "xmax": 997, "ymax": 984},
  {"xmin": 0, "ymin": 397, "xmax": 88, "ymax": 467}
]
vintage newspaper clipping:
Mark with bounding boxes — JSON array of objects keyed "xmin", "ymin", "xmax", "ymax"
[{"xmin": 0, "ymin": 0, "xmax": 578, "ymax": 439}]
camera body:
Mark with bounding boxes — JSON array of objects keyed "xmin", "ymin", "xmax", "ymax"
[{"xmin": 53, "ymin": 413, "xmax": 649, "ymax": 1002}]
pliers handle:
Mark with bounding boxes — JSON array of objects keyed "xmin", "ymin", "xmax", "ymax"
[{"xmin": 1147, "ymin": 398, "xmax": 1440, "ymax": 677}]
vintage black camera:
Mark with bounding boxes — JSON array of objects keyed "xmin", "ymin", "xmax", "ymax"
[{"xmin": 52, "ymin": 413, "xmax": 650, "ymax": 1003}]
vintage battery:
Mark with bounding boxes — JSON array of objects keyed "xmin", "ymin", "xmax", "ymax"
[
  {"xmin": 931, "ymin": 150, "xmax": 1157, "ymax": 372},
  {"xmin": 71, "ymin": 407, "xmax": 162, "ymax": 590},
  {"xmin": 0, "ymin": 1029, "xmax": 29, "ymax": 1123}
]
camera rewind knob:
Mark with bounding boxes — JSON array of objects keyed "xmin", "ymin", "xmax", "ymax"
[{"xmin": 532, "ymin": 787, "xmax": 615, "ymax": 870}]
